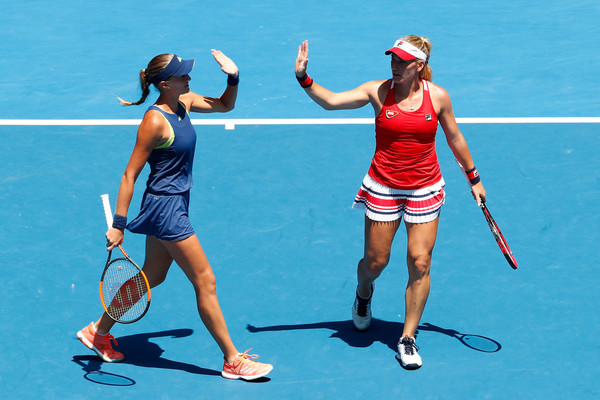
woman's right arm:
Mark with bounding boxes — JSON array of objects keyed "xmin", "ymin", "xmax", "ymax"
[
  {"xmin": 295, "ymin": 40, "xmax": 381, "ymax": 111},
  {"xmin": 106, "ymin": 111, "xmax": 166, "ymax": 250}
]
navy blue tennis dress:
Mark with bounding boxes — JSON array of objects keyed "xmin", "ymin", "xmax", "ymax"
[{"xmin": 127, "ymin": 102, "xmax": 197, "ymax": 241}]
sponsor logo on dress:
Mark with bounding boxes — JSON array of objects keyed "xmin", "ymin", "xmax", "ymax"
[
  {"xmin": 425, "ymin": 113, "xmax": 432, "ymax": 121},
  {"xmin": 386, "ymin": 110, "xmax": 398, "ymax": 119}
]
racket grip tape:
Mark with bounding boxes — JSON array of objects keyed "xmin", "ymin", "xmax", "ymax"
[{"xmin": 101, "ymin": 194, "xmax": 113, "ymax": 229}]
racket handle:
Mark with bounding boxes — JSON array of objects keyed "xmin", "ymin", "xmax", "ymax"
[{"xmin": 101, "ymin": 194, "xmax": 113, "ymax": 229}]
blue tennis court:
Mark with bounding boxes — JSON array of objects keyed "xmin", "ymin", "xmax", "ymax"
[{"xmin": 1, "ymin": 1, "xmax": 599, "ymax": 399}]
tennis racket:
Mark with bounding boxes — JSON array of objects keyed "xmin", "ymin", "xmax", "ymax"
[
  {"xmin": 100, "ymin": 194, "xmax": 151, "ymax": 323},
  {"xmin": 455, "ymin": 159, "xmax": 518, "ymax": 270},
  {"xmin": 480, "ymin": 202, "xmax": 518, "ymax": 269}
]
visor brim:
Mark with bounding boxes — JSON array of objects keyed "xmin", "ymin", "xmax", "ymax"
[
  {"xmin": 172, "ymin": 59, "xmax": 195, "ymax": 76},
  {"xmin": 385, "ymin": 48, "xmax": 417, "ymax": 61}
]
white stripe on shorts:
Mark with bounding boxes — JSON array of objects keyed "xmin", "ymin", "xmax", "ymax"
[{"xmin": 352, "ymin": 174, "xmax": 446, "ymax": 223}]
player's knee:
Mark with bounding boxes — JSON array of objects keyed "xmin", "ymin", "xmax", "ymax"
[
  {"xmin": 147, "ymin": 272, "xmax": 168, "ymax": 288},
  {"xmin": 407, "ymin": 254, "xmax": 431, "ymax": 279},
  {"xmin": 194, "ymin": 269, "xmax": 217, "ymax": 295},
  {"xmin": 361, "ymin": 255, "xmax": 389, "ymax": 278}
]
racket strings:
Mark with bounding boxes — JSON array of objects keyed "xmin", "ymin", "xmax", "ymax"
[{"xmin": 102, "ymin": 259, "xmax": 149, "ymax": 322}]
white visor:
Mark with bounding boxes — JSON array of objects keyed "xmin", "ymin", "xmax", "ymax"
[{"xmin": 385, "ymin": 39, "xmax": 428, "ymax": 61}]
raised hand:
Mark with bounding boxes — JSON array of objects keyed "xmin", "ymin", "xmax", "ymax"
[
  {"xmin": 295, "ymin": 40, "xmax": 309, "ymax": 78},
  {"xmin": 211, "ymin": 49, "xmax": 239, "ymax": 77}
]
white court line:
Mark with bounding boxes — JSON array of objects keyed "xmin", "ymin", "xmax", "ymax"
[{"xmin": 0, "ymin": 117, "xmax": 599, "ymax": 129}]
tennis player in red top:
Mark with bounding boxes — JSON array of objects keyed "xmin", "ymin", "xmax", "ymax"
[{"xmin": 295, "ymin": 36, "xmax": 486, "ymax": 369}]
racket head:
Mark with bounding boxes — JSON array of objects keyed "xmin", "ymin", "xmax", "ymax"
[
  {"xmin": 100, "ymin": 247, "xmax": 151, "ymax": 323},
  {"xmin": 480, "ymin": 203, "xmax": 518, "ymax": 269}
]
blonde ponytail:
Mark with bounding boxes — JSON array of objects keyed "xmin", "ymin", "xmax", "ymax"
[{"xmin": 402, "ymin": 35, "xmax": 433, "ymax": 81}]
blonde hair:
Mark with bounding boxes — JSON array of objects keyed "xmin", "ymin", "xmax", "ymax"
[
  {"xmin": 118, "ymin": 54, "xmax": 174, "ymax": 106},
  {"xmin": 401, "ymin": 35, "xmax": 433, "ymax": 81}
]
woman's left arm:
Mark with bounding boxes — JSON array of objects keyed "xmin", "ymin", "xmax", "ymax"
[
  {"xmin": 182, "ymin": 49, "xmax": 239, "ymax": 113},
  {"xmin": 434, "ymin": 85, "xmax": 486, "ymax": 205}
]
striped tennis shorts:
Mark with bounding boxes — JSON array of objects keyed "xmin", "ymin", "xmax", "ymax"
[{"xmin": 352, "ymin": 174, "xmax": 446, "ymax": 223}]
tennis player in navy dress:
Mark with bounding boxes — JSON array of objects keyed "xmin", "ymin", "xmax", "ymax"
[{"xmin": 77, "ymin": 51, "xmax": 273, "ymax": 381}]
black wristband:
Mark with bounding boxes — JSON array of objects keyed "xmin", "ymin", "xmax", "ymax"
[
  {"xmin": 112, "ymin": 214, "xmax": 127, "ymax": 230},
  {"xmin": 227, "ymin": 73, "xmax": 239, "ymax": 86}
]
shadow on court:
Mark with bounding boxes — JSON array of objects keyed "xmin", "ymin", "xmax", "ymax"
[
  {"xmin": 72, "ymin": 356, "xmax": 136, "ymax": 386},
  {"xmin": 72, "ymin": 328, "xmax": 222, "ymax": 384},
  {"xmin": 248, "ymin": 319, "xmax": 501, "ymax": 353}
]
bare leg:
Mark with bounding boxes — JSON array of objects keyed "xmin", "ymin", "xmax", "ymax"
[
  {"xmin": 401, "ymin": 218, "xmax": 439, "ymax": 338},
  {"xmin": 356, "ymin": 216, "xmax": 401, "ymax": 298},
  {"xmin": 159, "ymin": 234, "xmax": 239, "ymax": 362}
]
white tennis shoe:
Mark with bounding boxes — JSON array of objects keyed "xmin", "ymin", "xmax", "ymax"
[
  {"xmin": 352, "ymin": 284, "xmax": 374, "ymax": 331},
  {"xmin": 396, "ymin": 336, "xmax": 422, "ymax": 369}
]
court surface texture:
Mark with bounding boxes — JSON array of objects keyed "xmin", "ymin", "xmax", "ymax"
[{"xmin": 1, "ymin": 1, "xmax": 598, "ymax": 399}]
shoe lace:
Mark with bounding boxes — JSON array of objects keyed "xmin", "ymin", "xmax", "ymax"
[
  {"xmin": 356, "ymin": 296, "xmax": 370, "ymax": 316},
  {"xmin": 235, "ymin": 349, "xmax": 260, "ymax": 365},
  {"xmin": 355, "ymin": 286, "xmax": 373, "ymax": 316},
  {"xmin": 103, "ymin": 333, "xmax": 119, "ymax": 348},
  {"xmin": 400, "ymin": 337, "xmax": 419, "ymax": 355}
]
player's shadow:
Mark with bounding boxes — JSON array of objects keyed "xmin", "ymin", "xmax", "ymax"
[
  {"xmin": 247, "ymin": 319, "xmax": 501, "ymax": 353},
  {"xmin": 73, "ymin": 328, "xmax": 221, "ymax": 381}
]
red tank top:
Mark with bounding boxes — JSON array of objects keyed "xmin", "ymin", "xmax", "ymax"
[{"xmin": 368, "ymin": 80, "xmax": 442, "ymax": 189}]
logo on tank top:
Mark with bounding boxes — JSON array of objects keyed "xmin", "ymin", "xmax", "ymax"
[
  {"xmin": 386, "ymin": 110, "xmax": 398, "ymax": 119},
  {"xmin": 425, "ymin": 113, "xmax": 432, "ymax": 121}
]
